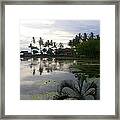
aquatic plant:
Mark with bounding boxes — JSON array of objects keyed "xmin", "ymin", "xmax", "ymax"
[{"xmin": 53, "ymin": 73, "xmax": 99, "ymax": 100}]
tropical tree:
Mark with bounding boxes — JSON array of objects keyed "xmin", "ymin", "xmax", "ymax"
[
  {"xmin": 68, "ymin": 40, "xmax": 73, "ymax": 48},
  {"xmin": 47, "ymin": 48, "xmax": 54, "ymax": 55},
  {"xmin": 52, "ymin": 42, "xmax": 57, "ymax": 48},
  {"xmin": 38, "ymin": 37, "xmax": 43, "ymax": 54},
  {"xmin": 32, "ymin": 37, "xmax": 35, "ymax": 44},
  {"xmin": 68, "ymin": 33, "xmax": 100, "ymax": 58},
  {"xmin": 89, "ymin": 32, "xmax": 94, "ymax": 40},
  {"xmin": 50, "ymin": 40, "xmax": 53, "ymax": 46},
  {"xmin": 96, "ymin": 35, "xmax": 100, "ymax": 40},
  {"xmin": 29, "ymin": 43, "xmax": 33, "ymax": 54},
  {"xmin": 58, "ymin": 42, "xmax": 64, "ymax": 49},
  {"xmin": 82, "ymin": 33, "xmax": 88, "ymax": 42},
  {"xmin": 42, "ymin": 48, "xmax": 47, "ymax": 54},
  {"xmin": 76, "ymin": 39, "xmax": 100, "ymax": 58},
  {"xmin": 44, "ymin": 40, "xmax": 50, "ymax": 49}
]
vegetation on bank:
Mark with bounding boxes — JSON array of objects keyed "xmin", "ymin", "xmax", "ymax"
[
  {"xmin": 68, "ymin": 32, "xmax": 100, "ymax": 58},
  {"xmin": 20, "ymin": 32, "xmax": 100, "ymax": 59}
]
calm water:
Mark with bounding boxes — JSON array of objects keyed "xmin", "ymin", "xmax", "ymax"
[{"xmin": 20, "ymin": 57, "xmax": 100, "ymax": 100}]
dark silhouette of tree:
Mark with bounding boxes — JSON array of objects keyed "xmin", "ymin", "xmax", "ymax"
[
  {"xmin": 44, "ymin": 40, "xmax": 50, "ymax": 48},
  {"xmin": 59, "ymin": 42, "xmax": 64, "ymax": 49},
  {"xmin": 78, "ymin": 33, "xmax": 82, "ymax": 39},
  {"xmin": 38, "ymin": 37, "xmax": 43, "ymax": 54},
  {"xmin": 39, "ymin": 58, "xmax": 43, "ymax": 75},
  {"xmin": 50, "ymin": 40, "xmax": 53, "ymax": 46},
  {"xmin": 82, "ymin": 33, "xmax": 87, "ymax": 42},
  {"xmin": 29, "ymin": 43, "xmax": 33, "ymax": 54},
  {"xmin": 42, "ymin": 48, "xmax": 47, "ymax": 54},
  {"xmin": 96, "ymin": 35, "xmax": 100, "ymax": 40},
  {"xmin": 68, "ymin": 40, "xmax": 73, "ymax": 48},
  {"xmin": 33, "ymin": 68, "xmax": 35, "ymax": 75},
  {"xmin": 89, "ymin": 32, "xmax": 94, "ymax": 40},
  {"xmin": 32, "ymin": 37, "xmax": 35, "ymax": 44},
  {"xmin": 47, "ymin": 48, "xmax": 54, "ymax": 55},
  {"xmin": 68, "ymin": 33, "xmax": 100, "ymax": 58}
]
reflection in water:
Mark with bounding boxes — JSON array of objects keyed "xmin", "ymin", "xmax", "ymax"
[
  {"xmin": 20, "ymin": 57, "xmax": 100, "ymax": 100},
  {"xmin": 26, "ymin": 58, "xmax": 69, "ymax": 75}
]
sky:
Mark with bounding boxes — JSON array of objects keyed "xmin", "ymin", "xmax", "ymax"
[{"xmin": 20, "ymin": 20, "xmax": 100, "ymax": 51}]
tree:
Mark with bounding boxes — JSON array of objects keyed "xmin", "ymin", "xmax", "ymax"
[
  {"xmin": 82, "ymin": 33, "xmax": 87, "ymax": 42},
  {"xmin": 38, "ymin": 37, "xmax": 43, "ymax": 54},
  {"xmin": 59, "ymin": 42, "xmax": 64, "ymax": 49},
  {"xmin": 32, "ymin": 37, "xmax": 35, "ymax": 44},
  {"xmin": 89, "ymin": 32, "xmax": 94, "ymax": 40},
  {"xmin": 44, "ymin": 40, "xmax": 50, "ymax": 49},
  {"xmin": 76, "ymin": 39, "xmax": 100, "ymax": 58},
  {"xmin": 29, "ymin": 43, "xmax": 33, "ymax": 53},
  {"xmin": 96, "ymin": 35, "xmax": 100, "ymax": 40},
  {"xmin": 47, "ymin": 48, "xmax": 54, "ymax": 55},
  {"xmin": 68, "ymin": 40, "xmax": 73, "ymax": 48},
  {"xmin": 50, "ymin": 40, "xmax": 53, "ymax": 46},
  {"xmin": 42, "ymin": 48, "xmax": 47, "ymax": 54}
]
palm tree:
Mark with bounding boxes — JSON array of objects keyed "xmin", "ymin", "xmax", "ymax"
[
  {"xmin": 89, "ymin": 32, "xmax": 94, "ymax": 40},
  {"xmin": 32, "ymin": 37, "xmax": 35, "ymax": 44},
  {"xmin": 38, "ymin": 37, "xmax": 43, "ymax": 54},
  {"xmin": 96, "ymin": 34, "xmax": 100, "ymax": 40},
  {"xmin": 53, "ymin": 42, "xmax": 57, "ymax": 48},
  {"xmin": 59, "ymin": 42, "xmax": 64, "ymax": 49},
  {"xmin": 42, "ymin": 48, "xmax": 47, "ymax": 54},
  {"xmin": 82, "ymin": 33, "xmax": 87, "ymax": 42},
  {"xmin": 50, "ymin": 40, "xmax": 53, "ymax": 46},
  {"xmin": 44, "ymin": 40, "xmax": 50, "ymax": 49},
  {"xmin": 68, "ymin": 40, "xmax": 73, "ymax": 48},
  {"xmin": 28, "ymin": 43, "xmax": 33, "ymax": 54}
]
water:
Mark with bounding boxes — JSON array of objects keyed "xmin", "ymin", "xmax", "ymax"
[{"xmin": 20, "ymin": 57, "xmax": 100, "ymax": 100}]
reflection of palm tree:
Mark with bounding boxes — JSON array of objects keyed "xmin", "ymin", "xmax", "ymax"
[
  {"xmin": 59, "ymin": 61, "xmax": 64, "ymax": 71},
  {"xmin": 39, "ymin": 67, "xmax": 43, "ymax": 75},
  {"xmin": 39, "ymin": 58, "xmax": 43, "ymax": 75},
  {"xmin": 33, "ymin": 67, "xmax": 36, "ymax": 75},
  {"xmin": 45, "ymin": 59, "xmax": 53, "ymax": 73}
]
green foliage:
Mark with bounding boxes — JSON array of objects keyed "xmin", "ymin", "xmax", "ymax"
[
  {"xmin": 68, "ymin": 32, "xmax": 100, "ymax": 58},
  {"xmin": 76, "ymin": 40, "xmax": 100, "ymax": 58}
]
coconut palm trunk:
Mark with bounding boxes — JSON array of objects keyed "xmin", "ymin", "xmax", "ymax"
[{"xmin": 39, "ymin": 37, "xmax": 43, "ymax": 54}]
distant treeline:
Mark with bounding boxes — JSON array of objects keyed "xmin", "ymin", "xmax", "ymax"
[
  {"xmin": 20, "ymin": 32, "xmax": 100, "ymax": 59},
  {"xmin": 68, "ymin": 32, "xmax": 100, "ymax": 58}
]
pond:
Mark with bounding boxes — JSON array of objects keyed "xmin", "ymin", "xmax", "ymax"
[{"xmin": 20, "ymin": 57, "xmax": 100, "ymax": 100}]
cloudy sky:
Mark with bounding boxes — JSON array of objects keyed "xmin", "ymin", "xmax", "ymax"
[{"xmin": 20, "ymin": 20, "xmax": 100, "ymax": 51}]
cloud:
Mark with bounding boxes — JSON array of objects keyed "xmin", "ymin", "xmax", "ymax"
[
  {"xmin": 20, "ymin": 20, "xmax": 55, "ymax": 29},
  {"xmin": 20, "ymin": 20, "xmax": 100, "ymax": 49}
]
